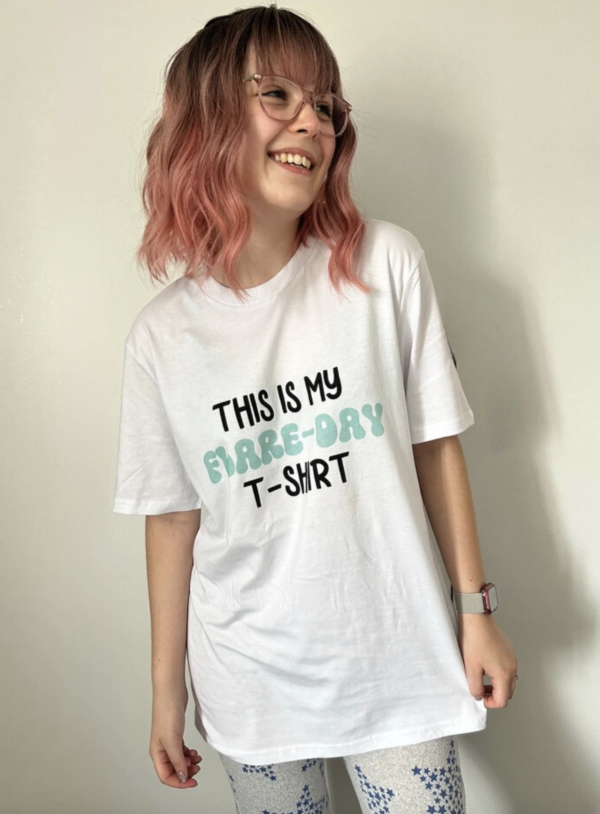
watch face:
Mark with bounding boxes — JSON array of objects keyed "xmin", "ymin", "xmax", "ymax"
[{"xmin": 485, "ymin": 583, "xmax": 499, "ymax": 612}]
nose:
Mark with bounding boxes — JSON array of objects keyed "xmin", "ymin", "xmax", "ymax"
[{"xmin": 289, "ymin": 96, "xmax": 321, "ymax": 134}]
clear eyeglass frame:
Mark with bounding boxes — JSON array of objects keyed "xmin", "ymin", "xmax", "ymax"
[{"xmin": 242, "ymin": 73, "xmax": 352, "ymax": 138}]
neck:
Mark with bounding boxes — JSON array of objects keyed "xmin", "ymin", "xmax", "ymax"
[{"xmin": 211, "ymin": 208, "xmax": 301, "ymax": 289}]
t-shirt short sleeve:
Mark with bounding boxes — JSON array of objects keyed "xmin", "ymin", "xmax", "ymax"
[
  {"xmin": 112, "ymin": 345, "xmax": 202, "ymax": 515},
  {"xmin": 399, "ymin": 251, "xmax": 475, "ymax": 444}
]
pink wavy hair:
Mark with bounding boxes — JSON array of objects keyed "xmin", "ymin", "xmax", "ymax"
[{"xmin": 135, "ymin": 4, "xmax": 371, "ymax": 303}]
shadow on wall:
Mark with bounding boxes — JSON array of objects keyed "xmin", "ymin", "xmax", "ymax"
[{"xmin": 321, "ymin": 113, "xmax": 597, "ymax": 813}]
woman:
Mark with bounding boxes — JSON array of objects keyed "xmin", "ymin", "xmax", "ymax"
[{"xmin": 113, "ymin": 5, "xmax": 518, "ymax": 812}]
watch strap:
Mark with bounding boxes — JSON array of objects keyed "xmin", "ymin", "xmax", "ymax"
[{"xmin": 452, "ymin": 582, "xmax": 498, "ymax": 614}]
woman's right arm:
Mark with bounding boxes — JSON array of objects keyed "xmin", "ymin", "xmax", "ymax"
[{"xmin": 145, "ymin": 509, "xmax": 203, "ymax": 788}]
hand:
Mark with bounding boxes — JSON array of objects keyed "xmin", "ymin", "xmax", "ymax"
[
  {"xmin": 149, "ymin": 682, "xmax": 203, "ymax": 788},
  {"xmin": 457, "ymin": 614, "xmax": 518, "ymax": 709}
]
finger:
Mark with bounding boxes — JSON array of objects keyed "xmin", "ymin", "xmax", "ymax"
[
  {"xmin": 484, "ymin": 679, "xmax": 510, "ymax": 708},
  {"xmin": 168, "ymin": 761, "xmax": 199, "ymax": 788},
  {"xmin": 184, "ymin": 746, "xmax": 203, "ymax": 766},
  {"xmin": 168, "ymin": 742, "xmax": 194, "ymax": 786},
  {"xmin": 154, "ymin": 762, "xmax": 198, "ymax": 788},
  {"xmin": 173, "ymin": 770, "xmax": 198, "ymax": 788},
  {"xmin": 184, "ymin": 754, "xmax": 202, "ymax": 769},
  {"xmin": 153, "ymin": 748, "xmax": 199, "ymax": 789},
  {"xmin": 176, "ymin": 768, "xmax": 199, "ymax": 785},
  {"xmin": 465, "ymin": 666, "xmax": 486, "ymax": 701}
]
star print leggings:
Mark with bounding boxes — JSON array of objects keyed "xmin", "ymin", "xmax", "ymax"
[{"xmin": 218, "ymin": 735, "xmax": 466, "ymax": 814}]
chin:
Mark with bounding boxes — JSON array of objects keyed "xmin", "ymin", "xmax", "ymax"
[{"xmin": 263, "ymin": 194, "xmax": 314, "ymax": 212}]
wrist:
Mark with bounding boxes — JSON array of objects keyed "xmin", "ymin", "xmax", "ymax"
[{"xmin": 457, "ymin": 611, "xmax": 494, "ymax": 622}]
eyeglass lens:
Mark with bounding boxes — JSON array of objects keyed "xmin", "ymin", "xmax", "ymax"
[{"xmin": 258, "ymin": 76, "xmax": 347, "ymax": 136}]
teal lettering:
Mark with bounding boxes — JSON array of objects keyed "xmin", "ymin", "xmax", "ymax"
[
  {"xmin": 338, "ymin": 407, "xmax": 366, "ymax": 442},
  {"xmin": 314, "ymin": 412, "xmax": 338, "ymax": 447},
  {"xmin": 362, "ymin": 403, "xmax": 385, "ymax": 436},
  {"xmin": 257, "ymin": 429, "xmax": 285, "ymax": 464},
  {"xmin": 281, "ymin": 423, "xmax": 303, "ymax": 455},
  {"xmin": 234, "ymin": 439, "xmax": 262, "ymax": 474}
]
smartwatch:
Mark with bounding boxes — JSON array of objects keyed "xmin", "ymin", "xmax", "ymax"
[{"xmin": 451, "ymin": 582, "xmax": 499, "ymax": 614}]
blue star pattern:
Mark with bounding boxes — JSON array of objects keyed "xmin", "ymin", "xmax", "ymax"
[
  {"xmin": 349, "ymin": 763, "xmax": 396, "ymax": 813},
  {"xmin": 224, "ymin": 757, "xmax": 329, "ymax": 814},
  {"xmin": 410, "ymin": 738, "xmax": 465, "ymax": 814},
  {"xmin": 350, "ymin": 738, "xmax": 464, "ymax": 814}
]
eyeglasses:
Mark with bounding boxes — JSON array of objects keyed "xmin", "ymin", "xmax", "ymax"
[{"xmin": 243, "ymin": 73, "xmax": 352, "ymax": 138}]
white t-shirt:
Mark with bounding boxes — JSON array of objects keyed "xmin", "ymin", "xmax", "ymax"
[{"xmin": 113, "ymin": 218, "xmax": 487, "ymax": 765}]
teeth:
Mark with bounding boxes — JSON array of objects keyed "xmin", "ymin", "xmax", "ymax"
[{"xmin": 270, "ymin": 152, "xmax": 312, "ymax": 170}]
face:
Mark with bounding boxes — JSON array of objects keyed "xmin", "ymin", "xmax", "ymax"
[{"xmin": 236, "ymin": 46, "xmax": 337, "ymax": 221}]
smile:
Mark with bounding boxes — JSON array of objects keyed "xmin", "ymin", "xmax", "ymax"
[{"xmin": 268, "ymin": 154, "xmax": 313, "ymax": 176}]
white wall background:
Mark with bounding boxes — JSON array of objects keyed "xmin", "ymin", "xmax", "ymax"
[{"xmin": 2, "ymin": 1, "xmax": 599, "ymax": 812}]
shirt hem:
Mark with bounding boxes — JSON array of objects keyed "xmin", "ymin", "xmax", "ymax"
[
  {"xmin": 112, "ymin": 497, "xmax": 202, "ymax": 514},
  {"xmin": 200, "ymin": 713, "xmax": 487, "ymax": 766},
  {"xmin": 409, "ymin": 409, "xmax": 474, "ymax": 445}
]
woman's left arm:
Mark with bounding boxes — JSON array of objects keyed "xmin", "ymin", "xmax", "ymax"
[{"xmin": 412, "ymin": 434, "xmax": 518, "ymax": 709}]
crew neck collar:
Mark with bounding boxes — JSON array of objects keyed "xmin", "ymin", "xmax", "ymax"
[{"xmin": 198, "ymin": 234, "xmax": 319, "ymax": 306}]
